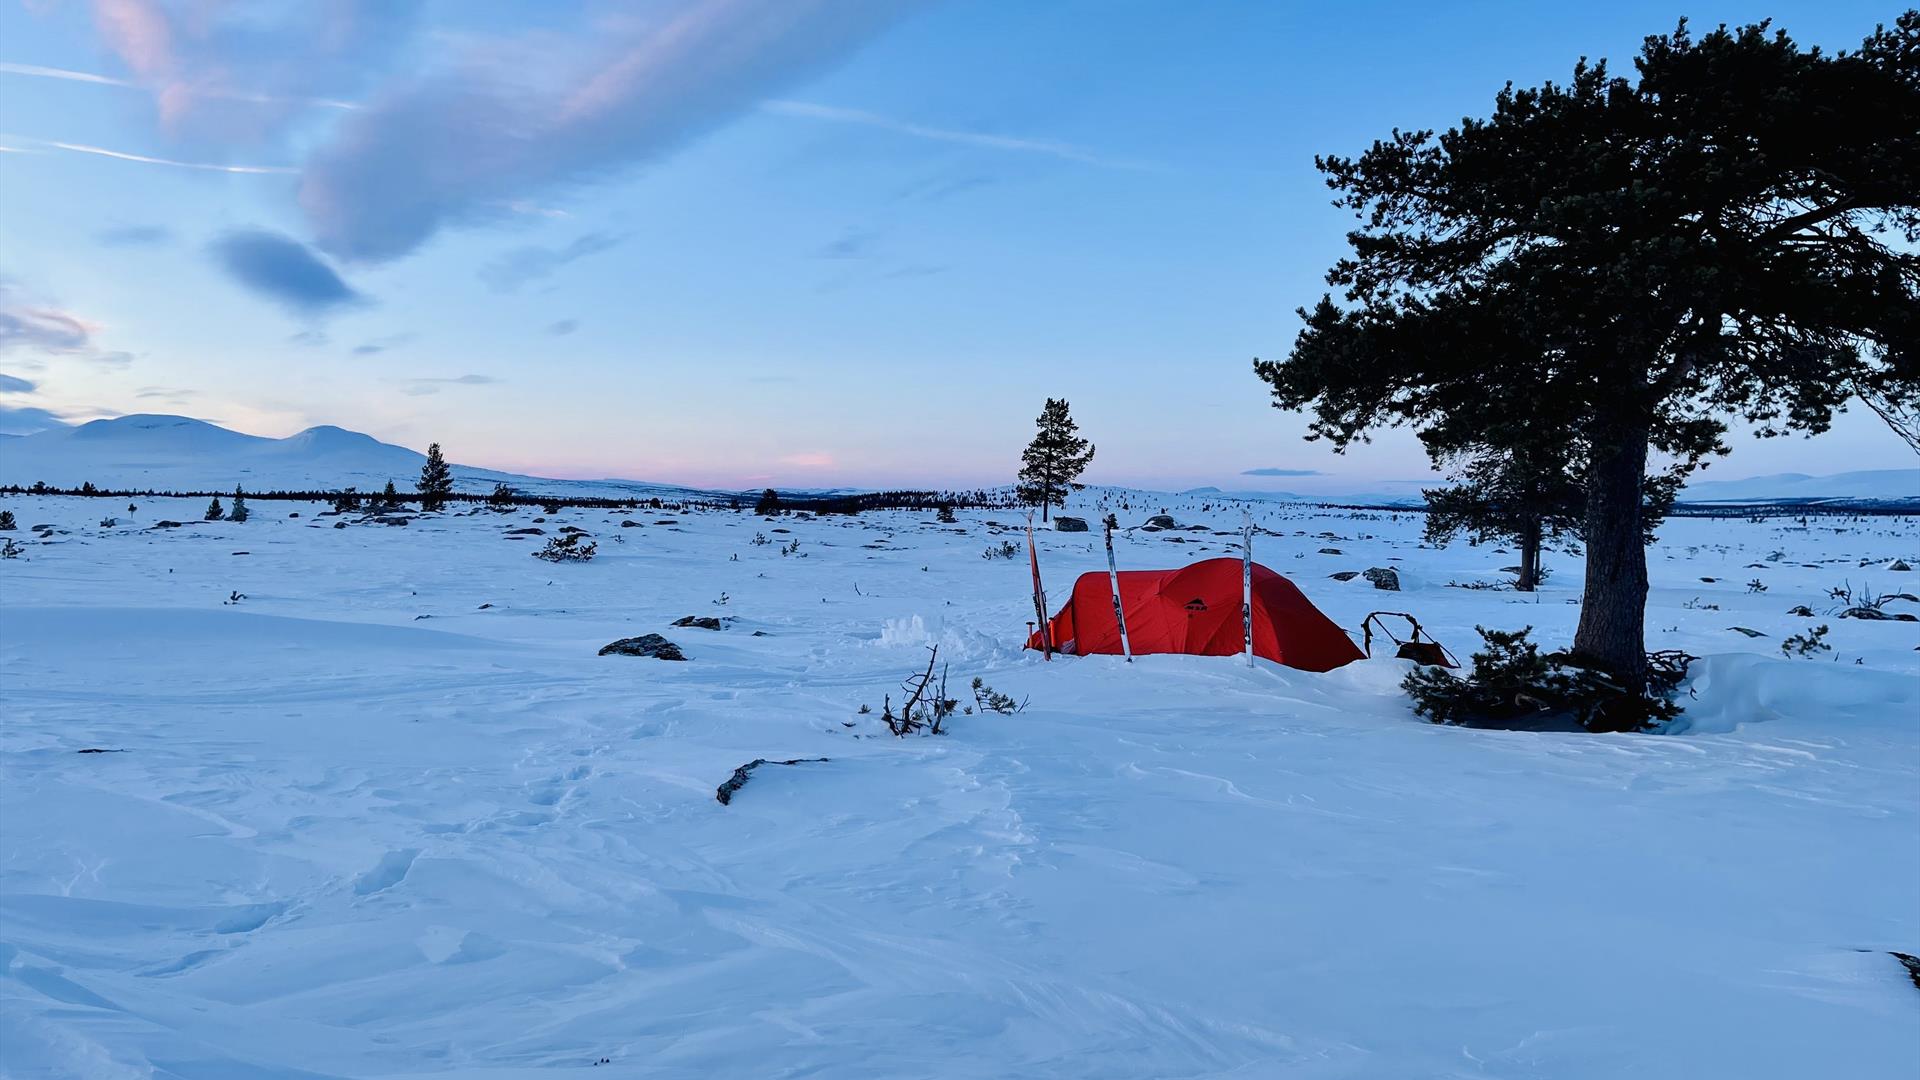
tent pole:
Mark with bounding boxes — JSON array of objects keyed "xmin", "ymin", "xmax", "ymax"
[
  {"xmin": 1103, "ymin": 514, "xmax": 1133, "ymax": 662},
  {"xmin": 1242, "ymin": 509, "xmax": 1254, "ymax": 667}
]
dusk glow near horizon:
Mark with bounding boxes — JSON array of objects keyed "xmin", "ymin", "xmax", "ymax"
[{"xmin": 1, "ymin": 0, "xmax": 1910, "ymax": 492}]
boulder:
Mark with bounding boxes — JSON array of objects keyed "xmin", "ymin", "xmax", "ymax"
[
  {"xmin": 1329, "ymin": 571, "xmax": 1360, "ymax": 582},
  {"xmin": 672, "ymin": 615, "xmax": 724, "ymax": 631},
  {"xmin": 1053, "ymin": 516, "xmax": 1089, "ymax": 532},
  {"xmin": 598, "ymin": 634, "xmax": 686, "ymax": 660},
  {"xmin": 1362, "ymin": 567, "xmax": 1400, "ymax": 591},
  {"xmin": 1319, "ymin": 547, "xmax": 1343, "ymax": 555},
  {"xmin": 1892, "ymin": 559, "xmax": 1913, "ymax": 572},
  {"xmin": 1144, "ymin": 514, "xmax": 1178, "ymax": 529}
]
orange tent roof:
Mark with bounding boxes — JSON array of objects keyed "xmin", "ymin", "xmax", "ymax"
[{"xmin": 1028, "ymin": 558, "xmax": 1364, "ymax": 672}]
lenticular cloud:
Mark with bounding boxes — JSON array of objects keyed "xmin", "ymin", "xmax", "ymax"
[{"xmin": 299, "ymin": 0, "xmax": 916, "ymax": 263}]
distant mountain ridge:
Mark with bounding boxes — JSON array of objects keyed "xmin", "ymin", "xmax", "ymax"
[
  {"xmin": 0, "ymin": 414, "xmax": 724, "ymax": 501},
  {"xmin": 1678, "ymin": 469, "xmax": 1919, "ymax": 503},
  {"xmin": 1, "ymin": 414, "xmax": 1911, "ymax": 505}
]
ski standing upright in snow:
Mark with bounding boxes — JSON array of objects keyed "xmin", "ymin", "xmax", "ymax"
[
  {"xmin": 1027, "ymin": 511, "xmax": 1053, "ymax": 660},
  {"xmin": 1103, "ymin": 514, "xmax": 1133, "ymax": 662},
  {"xmin": 1242, "ymin": 510, "xmax": 1254, "ymax": 667}
]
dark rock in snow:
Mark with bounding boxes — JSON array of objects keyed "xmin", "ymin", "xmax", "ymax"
[
  {"xmin": 1144, "ymin": 515, "xmax": 1178, "ymax": 529},
  {"xmin": 599, "ymin": 634, "xmax": 686, "ymax": 660},
  {"xmin": 1363, "ymin": 567, "xmax": 1400, "ymax": 591},
  {"xmin": 1727, "ymin": 626, "xmax": 1767, "ymax": 638},
  {"xmin": 672, "ymin": 616, "xmax": 724, "ymax": 631},
  {"xmin": 1319, "ymin": 547, "xmax": 1343, "ymax": 555},
  {"xmin": 621, "ymin": 520, "xmax": 643, "ymax": 528},
  {"xmin": 505, "ymin": 528, "xmax": 545, "ymax": 536},
  {"xmin": 1841, "ymin": 607, "xmax": 1918, "ymax": 622},
  {"xmin": 1330, "ymin": 571, "xmax": 1361, "ymax": 582},
  {"xmin": 1892, "ymin": 559, "xmax": 1912, "ymax": 572},
  {"xmin": 1892, "ymin": 952, "xmax": 1920, "ymax": 991},
  {"xmin": 1053, "ymin": 516, "xmax": 1089, "ymax": 532},
  {"xmin": 150, "ymin": 521, "xmax": 183, "ymax": 529}
]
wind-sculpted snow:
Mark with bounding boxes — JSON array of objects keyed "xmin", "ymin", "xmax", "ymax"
[{"xmin": 0, "ymin": 493, "xmax": 1915, "ymax": 1077}]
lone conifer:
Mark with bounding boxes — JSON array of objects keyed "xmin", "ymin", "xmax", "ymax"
[
  {"xmin": 230, "ymin": 487, "xmax": 250, "ymax": 523},
  {"xmin": 1017, "ymin": 399, "xmax": 1095, "ymax": 522},
  {"xmin": 419, "ymin": 443, "xmax": 454, "ymax": 511},
  {"xmin": 205, "ymin": 497, "xmax": 225, "ymax": 521}
]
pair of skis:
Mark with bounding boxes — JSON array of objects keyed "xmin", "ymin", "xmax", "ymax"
[
  {"xmin": 1026, "ymin": 510, "xmax": 1133, "ymax": 662},
  {"xmin": 1027, "ymin": 509, "xmax": 1254, "ymax": 667}
]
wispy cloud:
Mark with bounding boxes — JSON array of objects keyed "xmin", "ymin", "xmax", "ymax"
[
  {"xmin": 397, "ymin": 374, "xmax": 499, "ymax": 396},
  {"xmin": 83, "ymin": 0, "xmax": 413, "ymax": 143},
  {"xmin": 1, "ymin": 135, "xmax": 294, "ymax": 174},
  {"xmin": 209, "ymin": 229, "xmax": 365, "ymax": 316},
  {"xmin": 763, "ymin": 100, "xmax": 1147, "ymax": 169},
  {"xmin": 547, "ymin": 318, "xmax": 580, "ymax": 336},
  {"xmin": 299, "ymin": 0, "xmax": 920, "ymax": 262},
  {"xmin": 352, "ymin": 333, "xmax": 416, "ymax": 356},
  {"xmin": 0, "ymin": 372, "xmax": 37, "ymax": 393},
  {"xmin": 133, "ymin": 384, "xmax": 196, "ymax": 404},
  {"xmin": 814, "ymin": 227, "xmax": 878, "ymax": 260},
  {"xmin": 479, "ymin": 233, "xmax": 624, "ymax": 293},
  {"xmin": 0, "ymin": 60, "xmax": 361, "ymax": 110},
  {"xmin": 0, "ymin": 281, "xmax": 133, "ymax": 370},
  {"xmin": 0, "ymin": 294, "xmax": 91, "ymax": 353},
  {"xmin": 1242, "ymin": 467, "xmax": 1324, "ymax": 477},
  {"xmin": 95, "ymin": 223, "xmax": 173, "ymax": 247},
  {"xmin": 0, "ymin": 404, "xmax": 72, "ymax": 435}
]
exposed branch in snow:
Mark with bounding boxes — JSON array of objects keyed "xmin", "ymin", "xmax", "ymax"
[{"xmin": 714, "ymin": 757, "xmax": 829, "ymax": 806}]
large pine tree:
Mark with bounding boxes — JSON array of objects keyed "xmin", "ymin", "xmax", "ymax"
[
  {"xmin": 1017, "ymin": 398, "xmax": 1095, "ymax": 522},
  {"xmin": 418, "ymin": 443, "xmax": 453, "ymax": 512},
  {"xmin": 1257, "ymin": 15, "xmax": 1919, "ymax": 691}
]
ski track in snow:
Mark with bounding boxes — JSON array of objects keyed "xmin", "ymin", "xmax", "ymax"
[{"xmin": 1, "ymin": 494, "xmax": 1916, "ymax": 1078}]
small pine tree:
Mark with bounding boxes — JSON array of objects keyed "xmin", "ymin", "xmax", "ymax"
[
  {"xmin": 755, "ymin": 488, "xmax": 781, "ymax": 515},
  {"xmin": 229, "ymin": 487, "xmax": 250, "ymax": 523},
  {"xmin": 487, "ymin": 482, "xmax": 514, "ymax": 508},
  {"xmin": 205, "ymin": 496, "xmax": 225, "ymax": 521},
  {"xmin": 1016, "ymin": 398, "xmax": 1095, "ymax": 522},
  {"xmin": 0, "ymin": 510, "xmax": 14, "ymax": 531},
  {"xmin": 80, "ymin": 481, "xmax": 99, "ymax": 495},
  {"xmin": 380, "ymin": 480, "xmax": 400, "ymax": 511},
  {"xmin": 419, "ymin": 442, "xmax": 454, "ymax": 511},
  {"xmin": 331, "ymin": 488, "xmax": 362, "ymax": 513}
]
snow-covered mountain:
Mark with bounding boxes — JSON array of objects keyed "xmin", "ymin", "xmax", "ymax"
[
  {"xmin": 0, "ymin": 414, "xmax": 721, "ymax": 500},
  {"xmin": 1679, "ymin": 468, "xmax": 1920, "ymax": 503}
]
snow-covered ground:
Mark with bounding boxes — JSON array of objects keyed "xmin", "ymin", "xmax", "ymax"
[{"xmin": 2, "ymin": 492, "xmax": 1916, "ymax": 1078}]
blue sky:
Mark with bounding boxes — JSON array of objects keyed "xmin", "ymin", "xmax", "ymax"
[{"xmin": 0, "ymin": 0, "xmax": 1909, "ymax": 492}]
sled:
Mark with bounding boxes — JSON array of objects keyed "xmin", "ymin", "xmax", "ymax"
[{"xmin": 1360, "ymin": 611, "xmax": 1459, "ymax": 668}]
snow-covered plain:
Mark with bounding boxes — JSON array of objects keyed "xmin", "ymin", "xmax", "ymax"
[{"xmin": 2, "ymin": 491, "xmax": 1916, "ymax": 1078}]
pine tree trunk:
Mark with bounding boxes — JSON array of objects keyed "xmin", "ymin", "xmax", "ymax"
[
  {"xmin": 1516, "ymin": 518, "xmax": 1542, "ymax": 592},
  {"xmin": 1572, "ymin": 426, "xmax": 1650, "ymax": 688}
]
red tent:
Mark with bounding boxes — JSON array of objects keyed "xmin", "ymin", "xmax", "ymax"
[{"xmin": 1026, "ymin": 558, "xmax": 1364, "ymax": 672}]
